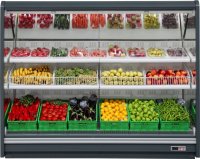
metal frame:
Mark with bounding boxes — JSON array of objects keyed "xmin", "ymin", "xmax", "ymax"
[{"xmin": 1, "ymin": 1, "xmax": 199, "ymax": 158}]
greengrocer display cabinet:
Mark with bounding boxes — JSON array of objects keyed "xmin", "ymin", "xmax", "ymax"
[{"xmin": 0, "ymin": 1, "xmax": 200, "ymax": 158}]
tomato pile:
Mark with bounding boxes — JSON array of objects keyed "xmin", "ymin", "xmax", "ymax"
[
  {"xmin": 4, "ymin": 98, "xmax": 10, "ymax": 113},
  {"xmin": 70, "ymin": 47, "xmax": 89, "ymax": 57},
  {"xmin": 72, "ymin": 14, "xmax": 88, "ymax": 29},
  {"xmin": 4, "ymin": 47, "xmax": 10, "ymax": 57},
  {"xmin": 40, "ymin": 100, "xmax": 68, "ymax": 121},
  {"xmin": 90, "ymin": 14, "xmax": 106, "ymax": 29},
  {"xmin": 8, "ymin": 95, "xmax": 40, "ymax": 121},
  {"xmin": 31, "ymin": 47, "xmax": 50, "ymax": 57},
  {"xmin": 4, "ymin": 14, "xmax": 15, "ymax": 28},
  {"xmin": 11, "ymin": 48, "xmax": 31, "ymax": 57},
  {"xmin": 18, "ymin": 14, "xmax": 36, "ymax": 29},
  {"xmin": 146, "ymin": 69, "xmax": 189, "ymax": 85},
  {"xmin": 37, "ymin": 14, "xmax": 53, "ymax": 29}
]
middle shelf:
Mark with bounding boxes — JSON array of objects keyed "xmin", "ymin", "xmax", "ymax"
[{"xmin": 4, "ymin": 63, "xmax": 196, "ymax": 90}]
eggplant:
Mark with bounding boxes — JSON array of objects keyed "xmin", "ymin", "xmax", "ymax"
[
  {"xmin": 82, "ymin": 96, "xmax": 89, "ymax": 101},
  {"xmin": 69, "ymin": 97, "xmax": 78, "ymax": 107},
  {"xmin": 89, "ymin": 94, "xmax": 97, "ymax": 107},
  {"xmin": 79, "ymin": 100, "xmax": 89, "ymax": 109}
]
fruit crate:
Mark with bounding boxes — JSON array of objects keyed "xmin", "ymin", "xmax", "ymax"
[
  {"xmin": 99, "ymin": 99, "xmax": 129, "ymax": 131},
  {"xmin": 160, "ymin": 120, "xmax": 190, "ymax": 131},
  {"xmin": 54, "ymin": 64, "xmax": 98, "ymax": 86},
  {"xmin": 9, "ymin": 64, "xmax": 54, "ymax": 86},
  {"xmin": 68, "ymin": 104, "xmax": 98, "ymax": 131},
  {"xmin": 38, "ymin": 100, "xmax": 68, "ymax": 131},
  {"xmin": 145, "ymin": 63, "xmax": 191, "ymax": 86},
  {"xmin": 128, "ymin": 99, "xmax": 159, "ymax": 131},
  {"xmin": 7, "ymin": 102, "xmax": 40, "ymax": 131},
  {"xmin": 100, "ymin": 64, "xmax": 145, "ymax": 86}
]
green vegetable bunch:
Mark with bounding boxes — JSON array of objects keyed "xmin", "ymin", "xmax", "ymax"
[
  {"xmin": 55, "ymin": 67, "xmax": 97, "ymax": 85},
  {"xmin": 51, "ymin": 47, "xmax": 68, "ymax": 57},
  {"xmin": 129, "ymin": 99, "xmax": 159, "ymax": 121},
  {"xmin": 157, "ymin": 99, "xmax": 190, "ymax": 121},
  {"xmin": 54, "ymin": 14, "xmax": 70, "ymax": 29}
]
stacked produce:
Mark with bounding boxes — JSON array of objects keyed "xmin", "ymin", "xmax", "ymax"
[
  {"xmin": 167, "ymin": 48, "xmax": 187, "ymax": 57},
  {"xmin": 37, "ymin": 14, "xmax": 53, "ymax": 29},
  {"xmin": 31, "ymin": 47, "xmax": 50, "ymax": 57},
  {"xmin": 128, "ymin": 99, "xmax": 159, "ymax": 121},
  {"xmin": 107, "ymin": 14, "xmax": 124, "ymax": 29},
  {"xmin": 55, "ymin": 67, "xmax": 97, "ymax": 85},
  {"xmin": 184, "ymin": 15, "xmax": 195, "ymax": 28},
  {"xmin": 108, "ymin": 45, "xmax": 126, "ymax": 57},
  {"xmin": 70, "ymin": 47, "xmax": 89, "ymax": 57},
  {"xmin": 4, "ymin": 47, "xmax": 10, "ymax": 56},
  {"xmin": 101, "ymin": 68, "xmax": 144, "ymax": 85},
  {"xmin": 144, "ymin": 13, "xmax": 160, "ymax": 29},
  {"xmin": 11, "ymin": 48, "xmax": 31, "ymax": 57},
  {"xmin": 40, "ymin": 100, "xmax": 68, "ymax": 121},
  {"xmin": 162, "ymin": 13, "xmax": 178, "ymax": 29},
  {"xmin": 4, "ymin": 14, "xmax": 15, "ymax": 28},
  {"xmin": 50, "ymin": 47, "xmax": 68, "ymax": 57},
  {"xmin": 128, "ymin": 47, "xmax": 146, "ymax": 57},
  {"xmin": 8, "ymin": 95, "xmax": 40, "ymax": 121},
  {"xmin": 69, "ymin": 94, "xmax": 97, "ymax": 120},
  {"xmin": 101, "ymin": 99, "xmax": 128, "ymax": 121},
  {"xmin": 126, "ymin": 14, "xmax": 142, "ymax": 29},
  {"xmin": 156, "ymin": 99, "xmax": 190, "ymax": 122},
  {"xmin": 147, "ymin": 48, "xmax": 165, "ymax": 57},
  {"xmin": 72, "ymin": 14, "xmax": 88, "ymax": 29},
  {"xmin": 146, "ymin": 69, "xmax": 189, "ymax": 85},
  {"xmin": 11, "ymin": 65, "xmax": 53, "ymax": 85},
  {"xmin": 90, "ymin": 14, "xmax": 106, "ymax": 29},
  {"xmin": 4, "ymin": 98, "xmax": 10, "ymax": 113},
  {"xmin": 54, "ymin": 14, "xmax": 70, "ymax": 29},
  {"xmin": 18, "ymin": 14, "xmax": 36, "ymax": 29},
  {"xmin": 190, "ymin": 47, "xmax": 195, "ymax": 56},
  {"xmin": 90, "ymin": 49, "xmax": 107, "ymax": 57}
]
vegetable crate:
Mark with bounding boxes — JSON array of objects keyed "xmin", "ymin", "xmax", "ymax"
[
  {"xmin": 99, "ymin": 99, "xmax": 129, "ymax": 131},
  {"xmin": 38, "ymin": 100, "xmax": 68, "ymax": 131},
  {"xmin": 130, "ymin": 120, "xmax": 159, "ymax": 131},
  {"xmin": 68, "ymin": 104, "xmax": 97, "ymax": 131},
  {"xmin": 128, "ymin": 99, "xmax": 159, "ymax": 131},
  {"xmin": 7, "ymin": 103, "xmax": 40, "ymax": 131},
  {"xmin": 160, "ymin": 120, "xmax": 190, "ymax": 131}
]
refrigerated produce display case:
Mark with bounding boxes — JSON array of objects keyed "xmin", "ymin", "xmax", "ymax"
[{"xmin": 0, "ymin": 1, "xmax": 200, "ymax": 158}]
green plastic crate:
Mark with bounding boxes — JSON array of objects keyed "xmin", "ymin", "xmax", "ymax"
[
  {"xmin": 38, "ymin": 100, "xmax": 68, "ymax": 131},
  {"xmin": 160, "ymin": 120, "xmax": 190, "ymax": 131},
  {"xmin": 128, "ymin": 99, "xmax": 159, "ymax": 131},
  {"xmin": 100, "ymin": 99, "xmax": 129, "ymax": 131},
  {"xmin": 130, "ymin": 120, "xmax": 159, "ymax": 131},
  {"xmin": 4, "ymin": 100, "xmax": 11, "ymax": 125},
  {"xmin": 68, "ymin": 104, "xmax": 97, "ymax": 131},
  {"xmin": 7, "ymin": 102, "xmax": 40, "ymax": 132}
]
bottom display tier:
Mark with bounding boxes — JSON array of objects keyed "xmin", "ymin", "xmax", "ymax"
[{"xmin": 4, "ymin": 94, "xmax": 195, "ymax": 133}]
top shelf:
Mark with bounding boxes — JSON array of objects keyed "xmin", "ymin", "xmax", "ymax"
[{"xmin": 4, "ymin": 11, "xmax": 195, "ymax": 40}]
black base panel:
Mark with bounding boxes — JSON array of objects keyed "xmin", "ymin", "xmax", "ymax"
[
  {"xmin": 5, "ymin": 144, "xmax": 195, "ymax": 153},
  {"xmin": 5, "ymin": 152, "xmax": 195, "ymax": 158}
]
